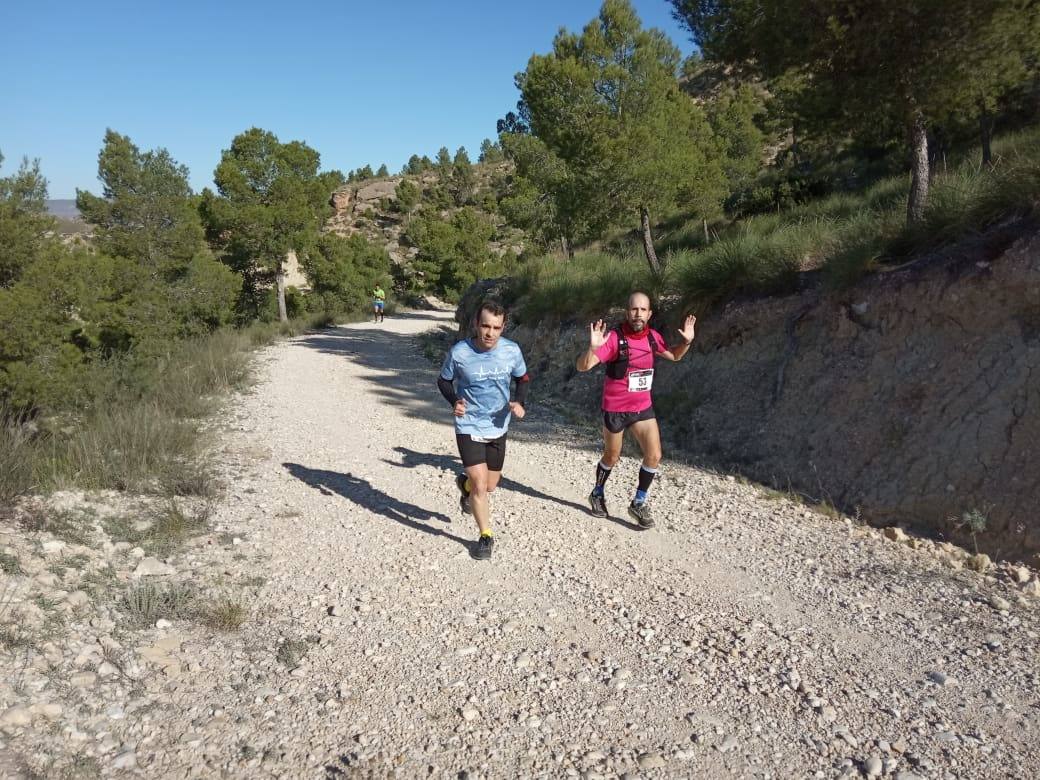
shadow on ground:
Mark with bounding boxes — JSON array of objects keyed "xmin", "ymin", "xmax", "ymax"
[
  {"xmin": 383, "ymin": 446, "xmax": 642, "ymax": 531},
  {"xmin": 283, "ymin": 462, "xmax": 473, "ymax": 551}
]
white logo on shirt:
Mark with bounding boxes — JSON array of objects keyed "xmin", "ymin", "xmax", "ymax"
[{"xmin": 473, "ymin": 364, "xmax": 512, "ymax": 380}]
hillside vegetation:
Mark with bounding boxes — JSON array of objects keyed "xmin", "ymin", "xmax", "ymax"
[{"xmin": 491, "ymin": 0, "xmax": 1039, "ymax": 319}]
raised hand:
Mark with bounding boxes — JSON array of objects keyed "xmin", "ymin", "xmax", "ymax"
[
  {"xmin": 678, "ymin": 314, "xmax": 697, "ymax": 345},
  {"xmin": 453, "ymin": 399, "xmax": 467, "ymax": 418},
  {"xmin": 589, "ymin": 319, "xmax": 608, "ymax": 350}
]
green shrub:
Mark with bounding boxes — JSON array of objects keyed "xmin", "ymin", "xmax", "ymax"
[
  {"xmin": 515, "ymin": 251, "xmax": 661, "ymax": 322},
  {"xmin": 104, "ymin": 501, "xmax": 210, "ymax": 558},
  {"xmin": 0, "ymin": 410, "xmax": 35, "ymax": 503},
  {"xmin": 120, "ymin": 582, "xmax": 196, "ymax": 627},
  {"xmin": 199, "ymin": 596, "xmax": 248, "ymax": 631},
  {"xmin": 672, "ymin": 224, "xmax": 827, "ymax": 304}
]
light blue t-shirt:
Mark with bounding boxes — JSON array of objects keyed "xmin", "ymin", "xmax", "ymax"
[{"xmin": 440, "ymin": 337, "xmax": 527, "ymax": 438}]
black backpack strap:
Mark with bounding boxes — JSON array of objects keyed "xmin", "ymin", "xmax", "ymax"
[{"xmin": 605, "ymin": 325, "xmax": 629, "ymax": 380}]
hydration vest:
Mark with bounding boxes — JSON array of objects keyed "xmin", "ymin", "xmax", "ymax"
[{"xmin": 605, "ymin": 325, "xmax": 658, "ymax": 380}]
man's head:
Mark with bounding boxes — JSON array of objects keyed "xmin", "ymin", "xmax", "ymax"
[
  {"xmin": 625, "ymin": 291, "xmax": 652, "ymax": 332},
  {"xmin": 474, "ymin": 299, "xmax": 506, "ymax": 350}
]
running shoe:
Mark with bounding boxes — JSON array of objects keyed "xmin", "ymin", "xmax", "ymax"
[
  {"xmin": 472, "ymin": 534, "xmax": 494, "ymax": 560},
  {"xmin": 456, "ymin": 473, "xmax": 472, "ymax": 515},
  {"xmin": 627, "ymin": 500, "xmax": 655, "ymax": 529},
  {"xmin": 588, "ymin": 492, "xmax": 608, "ymax": 518}
]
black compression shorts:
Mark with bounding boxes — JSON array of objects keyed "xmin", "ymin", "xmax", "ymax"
[
  {"xmin": 456, "ymin": 433, "xmax": 507, "ymax": 471},
  {"xmin": 603, "ymin": 406, "xmax": 656, "ymax": 434}
]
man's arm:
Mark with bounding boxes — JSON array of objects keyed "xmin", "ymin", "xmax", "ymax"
[
  {"xmin": 509, "ymin": 373, "xmax": 530, "ymax": 420},
  {"xmin": 512, "ymin": 373, "xmax": 530, "ymax": 405},
  {"xmin": 437, "ymin": 376, "xmax": 457, "ymax": 405},
  {"xmin": 657, "ymin": 315, "xmax": 697, "ymax": 362},
  {"xmin": 576, "ymin": 320, "xmax": 610, "ymax": 371}
]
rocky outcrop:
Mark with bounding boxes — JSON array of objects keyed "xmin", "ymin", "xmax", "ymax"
[
  {"xmin": 503, "ymin": 223, "xmax": 1040, "ymax": 560},
  {"xmin": 324, "ymin": 164, "xmax": 526, "ymax": 285}
]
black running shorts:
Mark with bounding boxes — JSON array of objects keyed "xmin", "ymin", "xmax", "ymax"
[
  {"xmin": 456, "ymin": 433, "xmax": 507, "ymax": 471},
  {"xmin": 603, "ymin": 406, "xmax": 656, "ymax": 434}
]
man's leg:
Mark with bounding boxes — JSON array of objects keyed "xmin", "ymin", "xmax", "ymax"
[
  {"xmin": 627, "ymin": 418, "xmax": 662, "ymax": 527},
  {"xmin": 589, "ymin": 424, "xmax": 624, "ymax": 516},
  {"xmin": 465, "ymin": 463, "xmax": 492, "ymax": 535}
]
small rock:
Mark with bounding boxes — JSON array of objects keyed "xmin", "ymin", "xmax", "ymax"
[
  {"xmin": 65, "ymin": 590, "xmax": 90, "ymax": 608},
  {"xmin": 716, "ymin": 735, "xmax": 738, "ymax": 753},
  {"xmin": 41, "ymin": 540, "xmax": 66, "ymax": 557},
  {"xmin": 1021, "ymin": 579, "xmax": 1040, "ymax": 598},
  {"xmin": 988, "ymin": 595, "xmax": 1011, "ymax": 612},
  {"xmin": 96, "ymin": 661, "xmax": 119, "ymax": 678},
  {"xmin": 836, "ymin": 730, "xmax": 858, "ymax": 748},
  {"xmin": 0, "ymin": 707, "xmax": 32, "ymax": 728},
  {"xmin": 820, "ymin": 706, "xmax": 838, "ymax": 723},
  {"xmin": 457, "ymin": 646, "xmax": 478, "ymax": 657},
  {"xmin": 32, "ymin": 703, "xmax": 63, "ymax": 720},
  {"xmin": 133, "ymin": 557, "xmax": 176, "ymax": 577},
  {"xmin": 112, "ymin": 752, "xmax": 137, "ymax": 769},
  {"xmin": 637, "ymin": 752, "xmax": 666, "ymax": 769},
  {"xmin": 155, "ymin": 618, "xmax": 172, "ymax": 629},
  {"xmin": 1011, "ymin": 565, "xmax": 1031, "ymax": 584},
  {"xmin": 864, "ymin": 756, "xmax": 883, "ymax": 777},
  {"xmin": 70, "ymin": 672, "xmax": 97, "ymax": 688},
  {"xmin": 883, "ymin": 527, "xmax": 909, "ymax": 543},
  {"xmin": 460, "ymin": 706, "xmax": 479, "ymax": 722},
  {"xmin": 967, "ymin": 554, "xmax": 992, "ymax": 572},
  {"xmin": 927, "ymin": 671, "xmax": 949, "ymax": 686}
]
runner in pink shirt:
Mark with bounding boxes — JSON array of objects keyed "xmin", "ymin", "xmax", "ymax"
[{"xmin": 575, "ymin": 292, "xmax": 696, "ymax": 527}]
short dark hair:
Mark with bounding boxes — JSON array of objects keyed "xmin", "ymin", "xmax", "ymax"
[{"xmin": 477, "ymin": 298, "xmax": 506, "ymax": 321}]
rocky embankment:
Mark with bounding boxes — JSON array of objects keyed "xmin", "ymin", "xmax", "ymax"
[
  {"xmin": 497, "ymin": 224, "xmax": 1040, "ymax": 561},
  {"xmin": 1, "ymin": 309, "xmax": 1038, "ymax": 778}
]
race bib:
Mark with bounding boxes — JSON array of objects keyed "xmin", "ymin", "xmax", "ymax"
[
  {"xmin": 470, "ymin": 435, "xmax": 489, "ymax": 443},
  {"xmin": 627, "ymin": 369, "xmax": 654, "ymax": 392}
]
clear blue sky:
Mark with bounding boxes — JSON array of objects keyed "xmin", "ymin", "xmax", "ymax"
[{"xmin": 3, "ymin": 0, "xmax": 693, "ymax": 199}]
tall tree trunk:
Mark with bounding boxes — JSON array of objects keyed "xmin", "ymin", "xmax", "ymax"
[
  {"xmin": 703, "ymin": 218, "xmax": 710, "ymax": 244},
  {"xmin": 640, "ymin": 205, "xmax": 662, "ymax": 277},
  {"xmin": 276, "ymin": 270, "xmax": 288, "ymax": 323},
  {"xmin": 560, "ymin": 234, "xmax": 571, "ymax": 259},
  {"xmin": 980, "ymin": 110, "xmax": 994, "ymax": 168},
  {"xmin": 907, "ymin": 112, "xmax": 930, "ymax": 225}
]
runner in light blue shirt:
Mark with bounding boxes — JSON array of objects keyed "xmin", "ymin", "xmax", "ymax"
[{"xmin": 437, "ymin": 299, "xmax": 530, "ymax": 560}]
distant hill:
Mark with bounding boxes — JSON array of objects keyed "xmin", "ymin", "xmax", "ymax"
[
  {"xmin": 45, "ymin": 199, "xmax": 89, "ymax": 237},
  {"xmin": 46, "ymin": 199, "xmax": 81, "ymax": 220}
]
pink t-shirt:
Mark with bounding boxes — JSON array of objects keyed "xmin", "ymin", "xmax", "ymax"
[{"xmin": 594, "ymin": 326, "xmax": 665, "ymax": 412}]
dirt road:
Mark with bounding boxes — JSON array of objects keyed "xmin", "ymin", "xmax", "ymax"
[{"xmin": 24, "ymin": 309, "xmax": 1038, "ymax": 779}]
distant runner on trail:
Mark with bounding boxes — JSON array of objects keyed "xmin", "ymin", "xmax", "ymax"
[
  {"xmin": 576, "ymin": 291, "xmax": 695, "ymax": 528},
  {"xmin": 372, "ymin": 285, "xmax": 386, "ymax": 323},
  {"xmin": 437, "ymin": 299, "xmax": 530, "ymax": 560}
]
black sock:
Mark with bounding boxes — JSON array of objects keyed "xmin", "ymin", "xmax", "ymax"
[
  {"xmin": 593, "ymin": 461, "xmax": 612, "ymax": 495},
  {"xmin": 635, "ymin": 466, "xmax": 657, "ymax": 503}
]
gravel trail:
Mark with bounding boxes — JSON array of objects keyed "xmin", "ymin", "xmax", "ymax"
[{"xmin": 137, "ymin": 309, "xmax": 1039, "ymax": 778}]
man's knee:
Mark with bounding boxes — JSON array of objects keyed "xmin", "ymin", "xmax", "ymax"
[
  {"xmin": 467, "ymin": 472, "xmax": 490, "ymax": 497},
  {"xmin": 601, "ymin": 451, "xmax": 621, "ymax": 467}
]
